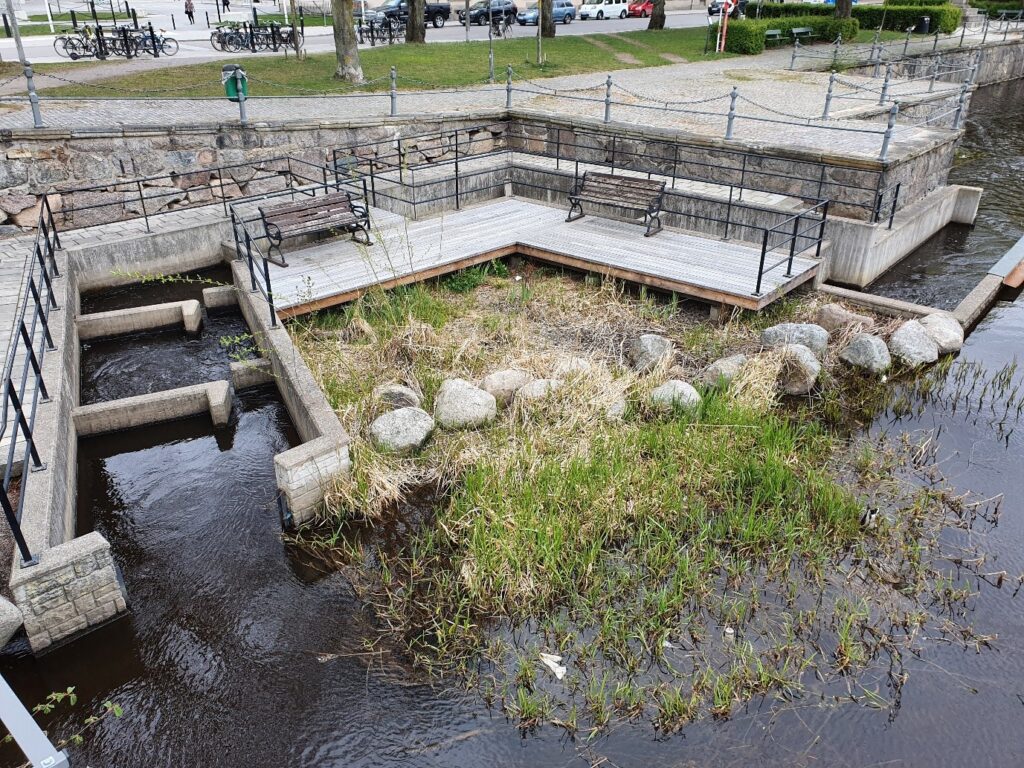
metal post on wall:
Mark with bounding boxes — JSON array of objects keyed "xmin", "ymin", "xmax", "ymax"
[
  {"xmin": 878, "ymin": 101, "xmax": 899, "ymax": 161},
  {"xmin": 929, "ymin": 54, "xmax": 940, "ymax": 92},
  {"xmin": 506, "ymin": 64, "xmax": 513, "ymax": 109},
  {"xmin": 822, "ymin": 70, "xmax": 836, "ymax": 120},
  {"xmin": 603, "ymin": 75, "xmax": 612, "ymax": 123},
  {"xmin": 3, "ymin": 0, "xmax": 44, "ymax": 128},
  {"xmin": 952, "ymin": 82, "xmax": 969, "ymax": 129},
  {"xmin": 879, "ymin": 63, "xmax": 892, "ymax": 105},
  {"xmin": 235, "ymin": 69, "xmax": 248, "ymax": 126},
  {"xmin": 725, "ymin": 86, "xmax": 738, "ymax": 140},
  {"xmin": 389, "ymin": 66, "xmax": 397, "ymax": 116},
  {"xmin": 789, "ymin": 40, "xmax": 800, "ymax": 71}
]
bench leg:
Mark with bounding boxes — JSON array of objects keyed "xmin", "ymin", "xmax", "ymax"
[
  {"xmin": 351, "ymin": 223, "xmax": 372, "ymax": 246},
  {"xmin": 565, "ymin": 199, "xmax": 584, "ymax": 223},
  {"xmin": 644, "ymin": 210, "xmax": 663, "ymax": 238},
  {"xmin": 267, "ymin": 237, "xmax": 289, "ymax": 267}
]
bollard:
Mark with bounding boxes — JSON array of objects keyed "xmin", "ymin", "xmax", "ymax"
[
  {"xmin": 171, "ymin": 13, "xmax": 176, "ymax": 30},
  {"xmin": 929, "ymin": 54, "xmax": 940, "ymax": 92},
  {"xmin": 390, "ymin": 66, "xmax": 397, "ymax": 116},
  {"xmin": 822, "ymin": 70, "xmax": 836, "ymax": 120},
  {"xmin": 879, "ymin": 63, "xmax": 892, "ymax": 105},
  {"xmin": 71, "ymin": 9, "xmax": 78, "ymax": 28},
  {"xmin": 235, "ymin": 69, "xmax": 248, "ymax": 126},
  {"xmin": 952, "ymin": 82, "xmax": 968, "ymax": 129},
  {"xmin": 149, "ymin": 21, "xmax": 159, "ymax": 57},
  {"xmin": 879, "ymin": 102, "xmax": 899, "ymax": 161},
  {"xmin": 121, "ymin": 26, "xmax": 132, "ymax": 59},
  {"xmin": 725, "ymin": 86, "xmax": 738, "ymax": 140},
  {"xmin": 24, "ymin": 63, "xmax": 44, "ymax": 129},
  {"xmin": 131, "ymin": 7, "xmax": 138, "ymax": 28},
  {"xmin": 603, "ymin": 75, "xmax": 612, "ymax": 123},
  {"xmin": 205, "ymin": 10, "xmax": 209, "ymax": 28},
  {"xmin": 506, "ymin": 64, "xmax": 513, "ymax": 109},
  {"xmin": 790, "ymin": 39, "xmax": 800, "ymax": 70},
  {"xmin": 1, "ymin": 13, "xmax": 10, "ymax": 38}
]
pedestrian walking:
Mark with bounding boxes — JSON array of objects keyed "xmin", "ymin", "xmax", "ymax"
[
  {"xmin": 222, "ymin": 0, "xmax": 231, "ymax": 11},
  {"xmin": 184, "ymin": 0, "xmax": 195, "ymax": 24}
]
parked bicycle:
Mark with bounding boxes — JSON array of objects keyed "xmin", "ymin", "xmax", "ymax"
[
  {"xmin": 210, "ymin": 21, "xmax": 303, "ymax": 53},
  {"xmin": 490, "ymin": 12, "xmax": 513, "ymax": 36},
  {"xmin": 52, "ymin": 24, "xmax": 178, "ymax": 59}
]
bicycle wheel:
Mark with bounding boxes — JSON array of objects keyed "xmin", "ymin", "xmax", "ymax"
[
  {"xmin": 161, "ymin": 37, "xmax": 179, "ymax": 56},
  {"xmin": 64, "ymin": 37, "xmax": 86, "ymax": 60},
  {"xmin": 225, "ymin": 32, "xmax": 243, "ymax": 52},
  {"xmin": 53, "ymin": 35, "xmax": 71, "ymax": 58}
]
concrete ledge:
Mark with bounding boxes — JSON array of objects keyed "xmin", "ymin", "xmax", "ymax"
[
  {"xmin": 274, "ymin": 436, "xmax": 352, "ymax": 527},
  {"xmin": 953, "ymin": 274, "xmax": 1003, "ymax": 328},
  {"xmin": 202, "ymin": 285, "xmax": 240, "ymax": 309},
  {"xmin": 73, "ymin": 380, "xmax": 233, "ymax": 437},
  {"xmin": 989, "ymin": 234, "xmax": 1024, "ymax": 287},
  {"xmin": 230, "ymin": 358, "xmax": 275, "ymax": 390},
  {"xmin": 818, "ymin": 284, "xmax": 940, "ymax": 319},
  {"xmin": 8, "ymin": 531, "xmax": 128, "ymax": 653},
  {"xmin": 952, "ymin": 186, "xmax": 983, "ymax": 225},
  {"xmin": 77, "ymin": 300, "xmax": 202, "ymax": 340}
]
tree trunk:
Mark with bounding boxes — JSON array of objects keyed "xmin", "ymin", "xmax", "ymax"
[
  {"xmin": 541, "ymin": 0, "xmax": 556, "ymax": 37},
  {"xmin": 648, "ymin": 0, "xmax": 666, "ymax": 30},
  {"xmin": 407, "ymin": 0, "xmax": 426, "ymax": 42},
  {"xmin": 332, "ymin": 0, "xmax": 364, "ymax": 82},
  {"xmin": 834, "ymin": 0, "xmax": 852, "ymax": 19}
]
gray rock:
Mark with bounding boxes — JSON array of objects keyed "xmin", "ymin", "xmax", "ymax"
[
  {"xmin": 777, "ymin": 344, "xmax": 821, "ymax": 395},
  {"xmin": 0, "ymin": 597, "xmax": 23, "ymax": 648},
  {"xmin": 815, "ymin": 304, "xmax": 874, "ymax": 334},
  {"xmin": 920, "ymin": 313, "xmax": 964, "ymax": 354},
  {"xmin": 434, "ymin": 378, "xmax": 497, "ymax": 428},
  {"xmin": 369, "ymin": 407, "xmax": 434, "ymax": 455},
  {"xmin": 889, "ymin": 321, "xmax": 939, "ymax": 367},
  {"xmin": 553, "ymin": 356, "xmax": 594, "ymax": 377},
  {"xmin": 516, "ymin": 378, "xmax": 563, "ymax": 401},
  {"xmin": 606, "ymin": 397, "xmax": 627, "ymax": 420},
  {"xmin": 761, "ymin": 323, "xmax": 829, "ymax": 358},
  {"xmin": 628, "ymin": 334, "xmax": 674, "ymax": 373},
  {"xmin": 839, "ymin": 333, "xmax": 891, "ymax": 374},
  {"xmin": 0, "ymin": 193, "xmax": 36, "ymax": 215},
  {"xmin": 479, "ymin": 368, "xmax": 533, "ymax": 407},
  {"xmin": 699, "ymin": 353, "xmax": 748, "ymax": 388},
  {"xmin": 373, "ymin": 382, "xmax": 421, "ymax": 410},
  {"xmin": 649, "ymin": 380, "xmax": 701, "ymax": 412}
]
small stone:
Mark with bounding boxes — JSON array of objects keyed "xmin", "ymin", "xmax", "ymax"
[
  {"xmin": 606, "ymin": 397, "xmax": 627, "ymax": 420},
  {"xmin": 761, "ymin": 323, "xmax": 829, "ymax": 358},
  {"xmin": 777, "ymin": 344, "xmax": 821, "ymax": 395},
  {"xmin": 553, "ymin": 356, "xmax": 594, "ymax": 377},
  {"xmin": 628, "ymin": 334, "xmax": 674, "ymax": 373},
  {"xmin": 434, "ymin": 378, "xmax": 497, "ymax": 429},
  {"xmin": 649, "ymin": 380, "xmax": 701, "ymax": 412},
  {"xmin": 815, "ymin": 304, "xmax": 874, "ymax": 334},
  {"xmin": 839, "ymin": 334, "xmax": 891, "ymax": 374},
  {"xmin": 919, "ymin": 313, "xmax": 964, "ymax": 354},
  {"xmin": 479, "ymin": 368, "xmax": 533, "ymax": 406},
  {"xmin": 0, "ymin": 597, "xmax": 23, "ymax": 648},
  {"xmin": 889, "ymin": 321, "xmax": 939, "ymax": 367},
  {"xmin": 516, "ymin": 378, "xmax": 563, "ymax": 401},
  {"xmin": 699, "ymin": 353, "xmax": 748, "ymax": 388},
  {"xmin": 373, "ymin": 383, "xmax": 421, "ymax": 410},
  {"xmin": 369, "ymin": 407, "xmax": 434, "ymax": 455}
]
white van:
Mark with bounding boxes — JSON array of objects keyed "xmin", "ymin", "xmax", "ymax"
[{"xmin": 579, "ymin": 0, "xmax": 629, "ymax": 19}]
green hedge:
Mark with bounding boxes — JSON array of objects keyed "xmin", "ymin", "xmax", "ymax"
[
  {"xmin": 713, "ymin": 16, "xmax": 860, "ymax": 54},
  {"xmin": 969, "ymin": 0, "xmax": 1024, "ymax": 14},
  {"xmin": 746, "ymin": 3, "xmax": 961, "ymax": 33},
  {"xmin": 883, "ymin": 0, "xmax": 949, "ymax": 6}
]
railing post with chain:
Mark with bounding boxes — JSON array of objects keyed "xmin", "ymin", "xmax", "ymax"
[
  {"xmin": 235, "ymin": 68, "xmax": 248, "ymax": 127},
  {"xmin": 506, "ymin": 65, "xmax": 513, "ymax": 109},
  {"xmin": 982, "ymin": 15, "xmax": 989, "ymax": 44},
  {"xmin": 959, "ymin": 20, "xmax": 967, "ymax": 47},
  {"xmin": 22, "ymin": 63, "xmax": 44, "ymax": 129},
  {"xmin": 929, "ymin": 54, "xmax": 940, "ymax": 92},
  {"xmin": 952, "ymin": 82, "xmax": 969, "ymax": 129},
  {"xmin": 903, "ymin": 27, "xmax": 912, "ymax": 56},
  {"xmin": 822, "ymin": 70, "xmax": 836, "ymax": 120},
  {"xmin": 790, "ymin": 39, "xmax": 800, "ymax": 70},
  {"xmin": 932, "ymin": 29, "xmax": 939, "ymax": 52},
  {"xmin": 869, "ymin": 40, "xmax": 879, "ymax": 77},
  {"xmin": 389, "ymin": 66, "xmax": 397, "ymax": 116},
  {"xmin": 831, "ymin": 34, "xmax": 842, "ymax": 69},
  {"xmin": 879, "ymin": 63, "xmax": 892, "ymax": 105},
  {"xmin": 603, "ymin": 75, "xmax": 612, "ymax": 123},
  {"xmin": 725, "ymin": 86, "xmax": 738, "ymax": 140},
  {"xmin": 879, "ymin": 102, "xmax": 899, "ymax": 161}
]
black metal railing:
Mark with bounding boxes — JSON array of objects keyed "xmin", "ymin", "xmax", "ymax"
[
  {"xmin": 754, "ymin": 200, "xmax": 830, "ymax": 297},
  {"xmin": 1, "ymin": 197, "xmax": 62, "ymax": 568}
]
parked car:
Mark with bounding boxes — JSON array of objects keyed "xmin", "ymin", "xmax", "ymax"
[
  {"xmin": 579, "ymin": 0, "xmax": 628, "ymax": 19},
  {"xmin": 358, "ymin": 0, "xmax": 452, "ymax": 27},
  {"xmin": 459, "ymin": 0, "xmax": 518, "ymax": 24},
  {"xmin": 517, "ymin": 0, "xmax": 575, "ymax": 24},
  {"xmin": 707, "ymin": 0, "xmax": 747, "ymax": 18},
  {"xmin": 626, "ymin": 0, "xmax": 653, "ymax": 17}
]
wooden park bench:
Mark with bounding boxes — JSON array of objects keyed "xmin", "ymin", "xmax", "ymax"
[
  {"xmin": 765, "ymin": 29, "xmax": 784, "ymax": 47},
  {"xmin": 259, "ymin": 190, "xmax": 371, "ymax": 266},
  {"xmin": 566, "ymin": 171, "xmax": 666, "ymax": 237},
  {"xmin": 791, "ymin": 26, "xmax": 816, "ymax": 44}
]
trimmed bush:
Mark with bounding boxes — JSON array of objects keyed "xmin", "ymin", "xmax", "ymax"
[
  {"xmin": 747, "ymin": 2, "xmax": 961, "ymax": 33},
  {"xmin": 884, "ymin": 0, "xmax": 950, "ymax": 6},
  {"xmin": 716, "ymin": 19, "xmax": 768, "ymax": 54},
  {"xmin": 713, "ymin": 16, "xmax": 860, "ymax": 54}
]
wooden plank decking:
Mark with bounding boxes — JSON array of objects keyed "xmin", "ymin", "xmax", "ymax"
[{"xmin": 266, "ymin": 198, "xmax": 819, "ymax": 317}]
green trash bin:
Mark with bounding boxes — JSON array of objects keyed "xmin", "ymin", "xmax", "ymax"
[{"xmin": 222, "ymin": 64, "xmax": 248, "ymax": 103}]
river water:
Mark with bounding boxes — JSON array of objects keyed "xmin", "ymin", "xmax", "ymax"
[{"xmin": 2, "ymin": 81, "xmax": 1024, "ymax": 767}]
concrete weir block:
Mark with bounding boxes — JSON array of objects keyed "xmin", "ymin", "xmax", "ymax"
[
  {"xmin": 77, "ymin": 299, "xmax": 203, "ymax": 340},
  {"xmin": 274, "ymin": 436, "xmax": 352, "ymax": 527},
  {"xmin": 231, "ymin": 359, "xmax": 275, "ymax": 390},
  {"xmin": 954, "ymin": 274, "xmax": 1003, "ymax": 329},
  {"xmin": 202, "ymin": 285, "xmax": 239, "ymax": 309},
  {"xmin": 74, "ymin": 380, "xmax": 236, "ymax": 436}
]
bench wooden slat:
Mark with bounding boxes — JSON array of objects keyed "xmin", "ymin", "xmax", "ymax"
[
  {"xmin": 259, "ymin": 190, "xmax": 371, "ymax": 265},
  {"xmin": 566, "ymin": 171, "xmax": 666, "ymax": 237}
]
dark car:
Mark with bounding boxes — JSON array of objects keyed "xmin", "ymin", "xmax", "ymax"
[
  {"xmin": 458, "ymin": 0, "xmax": 518, "ymax": 25},
  {"xmin": 708, "ymin": 0, "xmax": 747, "ymax": 18},
  {"xmin": 360, "ymin": 0, "xmax": 452, "ymax": 27}
]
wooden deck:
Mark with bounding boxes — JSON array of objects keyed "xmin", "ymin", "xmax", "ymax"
[{"xmin": 267, "ymin": 198, "xmax": 819, "ymax": 317}]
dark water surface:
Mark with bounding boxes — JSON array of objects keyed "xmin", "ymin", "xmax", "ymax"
[
  {"xmin": 79, "ymin": 264, "xmax": 234, "ymax": 315},
  {"xmin": 869, "ymin": 79, "xmax": 1024, "ymax": 309}
]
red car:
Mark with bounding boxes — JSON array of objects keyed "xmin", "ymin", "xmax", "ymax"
[{"xmin": 627, "ymin": 0, "xmax": 653, "ymax": 16}]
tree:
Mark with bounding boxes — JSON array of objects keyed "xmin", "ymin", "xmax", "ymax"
[
  {"xmin": 648, "ymin": 0, "xmax": 666, "ymax": 30},
  {"xmin": 407, "ymin": 0, "xmax": 427, "ymax": 43},
  {"xmin": 541, "ymin": 0, "xmax": 556, "ymax": 38},
  {"xmin": 331, "ymin": 0, "xmax": 363, "ymax": 82},
  {"xmin": 834, "ymin": 0, "xmax": 852, "ymax": 18}
]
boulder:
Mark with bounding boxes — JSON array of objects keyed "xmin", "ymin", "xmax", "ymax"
[
  {"xmin": 761, "ymin": 323, "xmax": 829, "ymax": 358},
  {"xmin": 479, "ymin": 368, "xmax": 533, "ymax": 407},
  {"xmin": 839, "ymin": 333, "xmax": 891, "ymax": 374},
  {"xmin": 628, "ymin": 334, "xmax": 674, "ymax": 373},
  {"xmin": 605, "ymin": 397, "xmax": 627, "ymax": 421},
  {"xmin": 373, "ymin": 382, "xmax": 421, "ymax": 410},
  {"xmin": 553, "ymin": 356, "xmax": 594, "ymax": 377},
  {"xmin": 516, "ymin": 378, "xmax": 563, "ymax": 401},
  {"xmin": 699, "ymin": 353, "xmax": 748, "ymax": 388},
  {"xmin": 434, "ymin": 378, "xmax": 497, "ymax": 429},
  {"xmin": 0, "ymin": 597, "xmax": 23, "ymax": 648},
  {"xmin": 777, "ymin": 344, "xmax": 821, "ymax": 395},
  {"xmin": 919, "ymin": 313, "xmax": 964, "ymax": 354},
  {"xmin": 649, "ymin": 380, "xmax": 701, "ymax": 412},
  {"xmin": 369, "ymin": 407, "xmax": 434, "ymax": 455},
  {"xmin": 889, "ymin": 321, "xmax": 939, "ymax": 367},
  {"xmin": 815, "ymin": 304, "xmax": 874, "ymax": 334}
]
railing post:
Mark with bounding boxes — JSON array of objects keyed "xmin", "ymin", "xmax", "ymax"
[
  {"xmin": 135, "ymin": 179, "xmax": 150, "ymax": 232},
  {"xmin": 888, "ymin": 182, "xmax": 900, "ymax": 229},
  {"xmin": 390, "ymin": 65, "xmax": 397, "ymax": 116},
  {"xmin": 822, "ymin": 70, "xmax": 836, "ymax": 120},
  {"xmin": 929, "ymin": 54, "xmax": 940, "ymax": 92},
  {"xmin": 149, "ymin": 21, "xmax": 159, "ymax": 58},
  {"xmin": 603, "ymin": 75, "xmax": 612, "ymax": 123},
  {"xmin": 815, "ymin": 199, "xmax": 830, "ymax": 259},
  {"xmin": 786, "ymin": 215, "xmax": 799, "ymax": 276},
  {"xmin": 22, "ymin": 63, "xmax": 44, "ymax": 130},
  {"xmin": 790, "ymin": 40, "xmax": 800, "ymax": 70},
  {"xmin": 506, "ymin": 65, "xmax": 513, "ymax": 109},
  {"xmin": 903, "ymin": 27, "xmax": 912, "ymax": 56},
  {"xmin": 959, "ymin": 20, "xmax": 967, "ymax": 47},
  {"xmin": 262, "ymin": 255, "xmax": 277, "ymax": 327},
  {"xmin": 235, "ymin": 69, "xmax": 248, "ymax": 127},
  {"xmin": 879, "ymin": 102, "xmax": 899, "ymax": 161},
  {"xmin": 879, "ymin": 63, "xmax": 892, "ymax": 105},
  {"xmin": 869, "ymin": 41, "xmax": 879, "ymax": 77},
  {"xmin": 982, "ymin": 15, "xmax": 989, "ymax": 44},
  {"xmin": 754, "ymin": 229, "xmax": 770, "ymax": 296},
  {"xmin": 454, "ymin": 127, "xmax": 460, "ymax": 210},
  {"xmin": 953, "ymin": 82, "xmax": 969, "ymax": 128},
  {"xmin": 831, "ymin": 34, "xmax": 842, "ymax": 68},
  {"xmin": 1, "ymin": 490, "xmax": 37, "ymax": 567},
  {"xmin": 932, "ymin": 29, "xmax": 939, "ymax": 52},
  {"xmin": 725, "ymin": 86, "xmax": 738, "ymax": 140}
]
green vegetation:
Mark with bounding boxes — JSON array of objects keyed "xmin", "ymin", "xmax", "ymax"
[
  {"xmin": 747, "ymin": 2, "xmax": 963, "ymax": 34},
  {"xmin": 713, "ymin": 16, "xmax": 860, "ymax": 54},
  {"xmin": 968, "ymin": 0, "xmax": 1024, "ymax": 14},
  {"xmin": 38, "ymin": 27, "xmax": 727, "ymax": 98}
]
